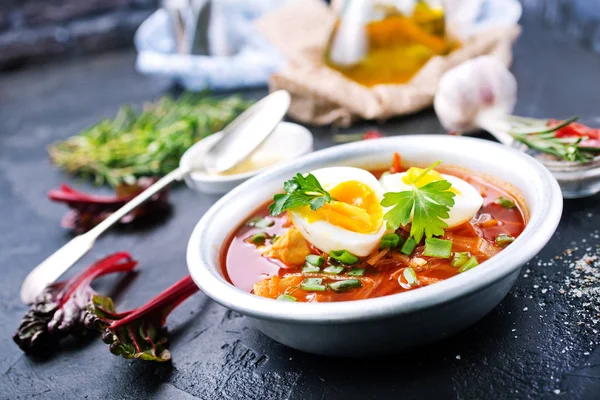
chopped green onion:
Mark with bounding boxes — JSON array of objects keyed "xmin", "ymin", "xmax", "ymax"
[
  {"xmin": 495, "ymin": 234, "xmax": 515, "ymax": 247},
  {"xmin": 348, "ymin": 268, "xmax": 366, "ymax": 276},
  {"xmin": 458, "ymin": 256, "xmax": 479, "ymax": 273},
  {"xmin": 277, "ymin": 294, "xmax": 297, "ymax": 301},
  {"xmin": 380, "ymin": 233, "xmax": 401, "ymax": 249},
  {"xmin": 329, "ymin": 250, "xmax": 359, "ymax": 265},
  {"xmin": 495, "ymin": 196, "xmax": 516, "ymax": 209},
  {"xmin": 401, "ymin": 237, "xmax": 417, "ymax": 255},
  {"xmin": 304, "ymin": 278, "xmax": 322, "ymax": 285},
  {"xmin": 306, "ymin": 254, "xmax": 324, "ymax": 267},
  {"xmin": 323, "ymin": 265, "xmax": 345, "ymax": 275},
  {"xmin": 328, "ymin": 279, "xmax": 362, "ymax": 292},
  {"xmin": 245, "ymin": 216, "xmax": 262, "ymax": 226},
  {"xmin": 423, "ymin": 238, "xmax": 453, "ymax": 258},
  {"xmin": 271, "ymin": 234, "xmax": 279, "ymax": 242},
  {"xmin": 452, "ymin": 252, "xmax": 470, "ymax": 268},
  {"xmin": 301, "ymin": 278, "xmax": 327, "ymax": 291},
  {"xmin": 251, "ymin": 232, "xmax": 267, "ymax": 244},
  {"xmin": 403, "ymin": 267, "xmax": 419, "ymax": 286},
  {"xmin": 246, "ymin": 216, "xmax": 275, "ymax": 228},
  {"xmin": 302, "ymin": 264, "xmax": 321, "ymax": 274}
]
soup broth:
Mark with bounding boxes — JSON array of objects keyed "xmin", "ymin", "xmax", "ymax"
[{"xmin": 222, "ymin": 162, "xmax": 526, "ymax": 303}]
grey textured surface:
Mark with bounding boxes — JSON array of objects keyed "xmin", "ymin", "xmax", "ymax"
[
  {"xmin": 0, "ymin": 0, "xmax": 157, "ymax": 70},
  {"xmin": 1, "ymin": 10, "xmax": 600, "ymax": 400}
]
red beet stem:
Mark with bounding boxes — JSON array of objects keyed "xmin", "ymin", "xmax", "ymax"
[
  {"xmin": 110, "ymin": 275, "xmax": 199, "ymax": 330},
  {"xmin": 59, "ymin": 252, "xmax": 137, "ymax": 305},
  {"xmin": 48, "ymin": 185, "xmax": 127, "ymax": 205}
]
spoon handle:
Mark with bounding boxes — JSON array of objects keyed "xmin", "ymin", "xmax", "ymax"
[
  {"xmin": 88, "ymin": 167, "xmax": 188, "ymax": 240},
  {"xmin": 20, "ymin": 167, "xmax": 190, "ymax": 304}
]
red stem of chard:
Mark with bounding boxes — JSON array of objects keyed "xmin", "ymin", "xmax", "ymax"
[
  {"xmin": 49, "ymin": 184, "xmax": 127, "ymax": 205},
  {"xmin": 110, "ymin": 275, "xmax": 198, "ymax": 329},
  {"xmin": 59, "ymin": 252, "xmax": 137, "ymax": 307}
]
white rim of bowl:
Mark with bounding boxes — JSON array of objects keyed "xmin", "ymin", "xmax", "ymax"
[{"xmin": 187, "ymin": 135, "xmax": 563, "ymax": 324}]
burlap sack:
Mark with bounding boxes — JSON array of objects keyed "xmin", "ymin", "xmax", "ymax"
[{"xmin": 256, "ymin": 0, "xmax": 521, "ymax": 126}]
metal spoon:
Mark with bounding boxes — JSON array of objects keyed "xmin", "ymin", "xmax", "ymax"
[{"xmin": 20, "ymin": 90, "xmax": 291, "ymax": 304}]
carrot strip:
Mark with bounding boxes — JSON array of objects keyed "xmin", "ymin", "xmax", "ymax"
[
  {"xmin": 391, "ymin": 152, "xmax": 402, "ymax": 173},
  {"xmin": 480, "ymin": 219, "xmax": 502, "ymax": 228}
]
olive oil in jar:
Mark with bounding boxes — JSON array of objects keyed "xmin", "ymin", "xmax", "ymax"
[{"xmin": 325, "ymin": 0, "xmax": 458, "ymax": 87}]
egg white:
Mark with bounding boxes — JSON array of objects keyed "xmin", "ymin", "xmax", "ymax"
[
  {"xmin": 290, "ymin": 167, "xmax": 387, "ymax": 257},
  {"xmin": 379, "ymin": 172, "xmax": 483, "ymax": 228}
]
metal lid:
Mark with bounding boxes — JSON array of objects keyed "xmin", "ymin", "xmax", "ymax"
[{"xmin": 202, "ymin": 90, "xmax": 291, "ymax": 174}]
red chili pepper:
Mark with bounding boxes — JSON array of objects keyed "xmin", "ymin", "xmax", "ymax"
[
  {"xmin": 332, "ymin": 130, "xmax": 384, "ymax": 143},
  {"xmin": 548, "ymin": 119, "xmax": 600, "ymax": 140},
  {"xmin": 363, "ymin": 130, "xmax": 384, "ymax": 140}
]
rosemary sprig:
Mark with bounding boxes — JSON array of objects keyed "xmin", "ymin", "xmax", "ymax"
[
  {"xmin": 509, "ymin": 116, "xmax": 599, "ymax": 163},
  {"xmin": 48, "ymin": 94, "xmax": 253, "ymax": 186}
]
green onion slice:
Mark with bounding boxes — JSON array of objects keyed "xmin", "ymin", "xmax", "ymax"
[
  {"xmin": 329, "ymin": 250, "xmax": 359, "ymax": 265},
  {"xmin": 452, "ymin": 252, "xmax": 470, "ymax": 268},
  {"xmin": 323, "ymin": 265, "xmax": 345, "ymax": 275},
  {"xmin": 304, "ymin": 278, "xmax": 322, "ymax": 285},
  {"xmin": 495, "ymin": 196, "xmax": 516, "ymax": 209},
  {"xmin": 423, "ymin": 238, "xmax": 453, "ymax": 258},
  {"xmin": 380, "ymin": 233, "xmax": 401, "ymax": 249},
  {"xmin": 306, "ymin": 254, "xmax": 325, "ymax": 267},
  {"xmin": 277, "ymin": 294, "xmax": 297, "ymax": 301},
  {"xmin": 300, "ymin": 278, "xmax": 327, "ymax": 291},
  {"xmin": 458, "ymin": 256, "xmax": 479, "ymax": 273},
  {"xmin": 246, "ymin": 216, "xmax": 275, "ymax": 228},
  {"xmin": 404, "ymin": 267, "xmax": 419, "ymax": 287},
  {"xmin": 398, "ymin": 267, "xmax": 420, "ymax": 289},
  {"xmin": 302, "ymin": 264, "xmax": 321, "ymax": 274},
  {"xmin": 251, "ymin": 232, "xmax": 267, "ymax": 244},
  {"xmin": 495, "ymin": 234, "xmax": 515, "ymax": 247},
  {"xmin": 401, "ymin": 237, "xmax": 417, "ymax": 256},
  {"xmin": 348, "ymin": 268, "xmax": 366, "ymax": 276},
  {"xmin": 328, "ymin": 279, "xmax": 362, "ymax": 292}
]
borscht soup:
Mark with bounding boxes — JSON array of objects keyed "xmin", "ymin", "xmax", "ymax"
[{"xmin": 221, "ymin": 154, "xmax": 526, "ymax": 303}]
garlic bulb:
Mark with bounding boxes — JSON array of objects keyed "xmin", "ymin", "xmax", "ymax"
[{"xmin": 433, "ymin": 56, "xmax": 517, "ymax": 134}]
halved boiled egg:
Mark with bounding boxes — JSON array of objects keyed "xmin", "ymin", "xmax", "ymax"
[
  {"xmin": 290, "ymin": 167, "xmax": 386, "ymax": 257},
  {"xmin": 379, "ymin": 167, "xmax": 483, "ymax": 228}
]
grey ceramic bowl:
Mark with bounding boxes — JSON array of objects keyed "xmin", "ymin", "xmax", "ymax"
[{"xmin": 187, "ymin": 135, "xmax": 562, "ymax": 356}]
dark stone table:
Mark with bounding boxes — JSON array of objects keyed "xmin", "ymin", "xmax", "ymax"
[{"xmin": 1, "ymin": 4, "xmax": 600, "ymax": 400}]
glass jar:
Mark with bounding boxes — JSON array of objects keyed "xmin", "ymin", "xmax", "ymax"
[{"xmin": 324, "ymin": 0, "xmax": 458, "ymax": 87}]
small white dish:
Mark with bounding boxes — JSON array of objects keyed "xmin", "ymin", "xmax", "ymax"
[{"xmin": 180, "ymin": 121, "xmax": 313, "ymax": 195}]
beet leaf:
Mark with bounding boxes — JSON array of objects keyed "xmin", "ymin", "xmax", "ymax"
[
  {"xmin": 14, "ymin": 252, "xmax": 137, "ymax": 355},
  {"xmin": 84, "ymin": 275, "xmax": 199, "ymax": 362}
]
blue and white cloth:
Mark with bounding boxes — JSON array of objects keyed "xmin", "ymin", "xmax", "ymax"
[{"xmin": 134, "ymin": 0, "xmax": 522, "ymax": 91}]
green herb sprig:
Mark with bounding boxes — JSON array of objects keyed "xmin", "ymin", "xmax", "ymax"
[
  {"xmin": 269, "ymin": 173, "xmax": 332, "ymax": 216},
  {"xmin": 509, "ymin": 116, "xmax": 599, "ymax": 163},
  {"xmin": 48, "ymin": 94, "xmax": 253, "ymax": 186},
  {"xmin": 381, "ymin": 161, "xmax": 456, "ymax": 243}
]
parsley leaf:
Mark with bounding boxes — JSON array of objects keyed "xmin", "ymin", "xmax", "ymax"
[
  {"xmin": 269, "ymin": 173, "xmax": 332, "ymax": 216},
  {"xmin": 381, "ymin": 161, "xmax": 456, "ymax": 243}
]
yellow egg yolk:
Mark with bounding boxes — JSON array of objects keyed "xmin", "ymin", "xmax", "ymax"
[
  {"xmin": 402, "ymin": 167, "xmax": 459, "ymax": 194},
  {"xmin": 294, "ymin": 181, "xmax": 383, "ymax": 234}
]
